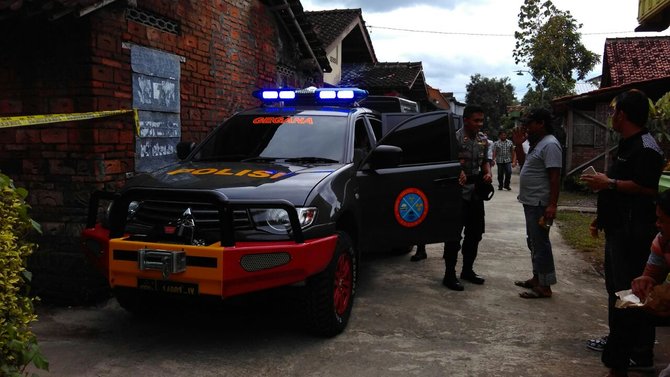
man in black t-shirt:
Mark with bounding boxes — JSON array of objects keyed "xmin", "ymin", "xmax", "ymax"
[{"xmin": 582, "ymin": 90, "xmax": 664, "ymax": 377}]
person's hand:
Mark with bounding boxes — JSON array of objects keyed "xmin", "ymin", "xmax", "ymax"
[
  {"xmin": 482, "ymin": 172, "xmax": 492, "ymax": 184},
  {"xmin": 580, "ymin": 172, "xmax": 609, "ymax": 191},
  {"xmin": 544, "ymin": 203, "xmax": 557, "ymax": 222},
  {"xmin": 512, "ymin": 161, "xmax": 518, "ymax": 168},
  {"xmin": 458, "ymin": 170, "xmax": 466, "ymax": 186},
  {"xmin": 490, "ymin": 160, "xmax": 496, "ymax": 167},
  {"xmin": 632, "ymin": 275, "xmax": 656, "ymax": 301}
]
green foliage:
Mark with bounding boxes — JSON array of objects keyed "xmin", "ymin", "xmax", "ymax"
[
  {"xmin": 465, "ymin": 74, "xmax": 517, "ymax": 133},
  {"xmin": 0, "ymin": 173, "xmax": 47, "ymax": 376},
  {"xmin": 649, "ymin": 91, "xmax": 670, "ymax": 145},
  {"xmin": 498, "ymin": 113, "xmax": 517, "ymax": 133},
  {"xmin": 513, "ymin": 0, "xmax": 600, "ymax": 105}
]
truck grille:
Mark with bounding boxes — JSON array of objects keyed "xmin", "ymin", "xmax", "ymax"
[{"xmin": 125, "ymin": 200, "xmax": 252, "ymax": 244}]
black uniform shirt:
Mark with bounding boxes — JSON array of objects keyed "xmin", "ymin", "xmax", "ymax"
[{"xmin": 597, "ymin": 129, "xmax": 664, "ymax": 228}]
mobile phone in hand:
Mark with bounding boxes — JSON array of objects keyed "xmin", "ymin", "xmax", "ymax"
[{"xmin": 582, "ymin": 166, "xmax": 597, "ymax": 176}]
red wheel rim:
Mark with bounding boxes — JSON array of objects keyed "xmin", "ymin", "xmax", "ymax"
[{"xmin": 333, "ymin": 253, "xmax": 353, "ymax": 316}]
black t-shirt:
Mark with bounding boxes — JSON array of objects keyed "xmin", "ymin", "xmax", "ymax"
[{"xmin": 597, "ymin": 129, "xmax": 664, "ymax": 228}]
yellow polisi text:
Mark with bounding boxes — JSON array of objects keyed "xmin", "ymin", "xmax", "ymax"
[{"xmin": 167, "ymin": 168, "xmax": 288, "ymax": 179}]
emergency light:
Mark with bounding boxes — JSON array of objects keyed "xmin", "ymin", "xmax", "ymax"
[
  {"xmin": 253, "ymin": 87, "xmax": 368, "ymax": 105},
  {"xmin": 254, "ymin": 89, "xmax": 297, "ymax": 100}
]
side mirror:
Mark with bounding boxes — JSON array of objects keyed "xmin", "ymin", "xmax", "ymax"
[
  {"xmin": 367, "ymin": 144, "xmax": 402, "ymax": 169},
  {"xmin": 176, "ymin": 141, "xmax": 196, "ymax": 160}
]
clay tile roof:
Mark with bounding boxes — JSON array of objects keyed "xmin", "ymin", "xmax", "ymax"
[
  {"xmin": 0, "ymin": 0, "xmax": 107, "ymax": 20},
  {"xmin": 339, "ymin": 62, "xmax": 424, "ymax": 90},
  {"xmin": 305, "ymin": 8, "xmax": 376, "ymax": 63},
  {"xmin": 262, "ymin": 0, "xmax": 331, "ymax": 73},
  {"xmin": 306, "ymin": 9, "xmax": 361, "ymax": 49},
  {"xmin": 601, "ymin": 36, "xmax": 670, "ymax": 88},
  {"xmin": 426, "ymin": 84, "xmax": 450, "ymax": 110}
]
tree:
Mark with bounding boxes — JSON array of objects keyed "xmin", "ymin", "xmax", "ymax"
[
  {"xmin": 465, "ymin": 74, "xmax": 517, "ymax": 135},
  {"xmin": 513, "ymin": 0, "xmax": 600, "ymax": 105},
  {"xmin": 650, "ymin": 90, "xmax": 670, "ymax": 157}
]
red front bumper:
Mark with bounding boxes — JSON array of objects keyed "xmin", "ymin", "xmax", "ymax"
[{"xmin": 81, "ymin": 225, "xmax": 338, "ymax": 298}]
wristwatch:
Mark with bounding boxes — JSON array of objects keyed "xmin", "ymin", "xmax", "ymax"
[{"xmin": 608, "ymin": 178, "xmax": 617, "ymax": 190}]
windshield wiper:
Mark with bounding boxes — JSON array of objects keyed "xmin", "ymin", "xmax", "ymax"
[
  {"xmin": 283, "ymin": 157, "xmax": 339, "ymax": 164},
  {"xmin": 241, "ymin": 157, "xmax": 280, "ymax": 162},
  {"xmin": 195, "ymin": 154, "xmax": 247, "ymax": 162}
]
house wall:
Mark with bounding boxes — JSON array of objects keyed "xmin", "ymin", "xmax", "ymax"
[
  {"xmin": 323, "ymin": 44, "xmax": 342, "ymax": 85},
  {"xmin": 0, "ymin": 0, "xmax": 315, "ymax": 302},
  {"xmin": 571, "ymin": 146, "xmax": 608, "ymax": 172},
  {"xmin": 565, "ymin": 107, "xmax": 610, "ymax": 174}
]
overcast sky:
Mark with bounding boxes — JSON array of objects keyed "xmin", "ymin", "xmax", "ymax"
[{"xmin": 300, "ymin": 0, "xmax": 670, "ymax": 102}]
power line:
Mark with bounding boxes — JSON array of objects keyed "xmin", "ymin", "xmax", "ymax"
[
  {"xmin": 367, "ymin": 25, "xmax": 510, "ymax": 37},
  {"xmin": 367, "ymin": 25, "xmax": 644, "ymax": 37}
]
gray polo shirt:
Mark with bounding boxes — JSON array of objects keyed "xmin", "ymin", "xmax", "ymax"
[{"xmin": 518, "ymin": 134, "xmax": 562, "ymax": 206}]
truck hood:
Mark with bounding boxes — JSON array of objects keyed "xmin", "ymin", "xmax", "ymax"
[{"xmin": 124, "ymin": 161, "xmax": 342, "ymax": 205}]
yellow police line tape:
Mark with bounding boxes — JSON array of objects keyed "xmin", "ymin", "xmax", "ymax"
[{"xmin": 0, "ymin": 109, "xmax": 141, "ymax": 135}]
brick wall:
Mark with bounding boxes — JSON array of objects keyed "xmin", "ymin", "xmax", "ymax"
[
  {"xmin": 571, "ymin": 145, "xmax": 608, "ymax": 172},
  {"xmin": 0, "ymin": 0, "xmax": 316, "ymax": 303}
]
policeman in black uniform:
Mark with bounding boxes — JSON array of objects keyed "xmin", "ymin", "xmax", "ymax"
[{"xmin": 443, "ymin": 104, "xmax": 492, "ymax": 291}]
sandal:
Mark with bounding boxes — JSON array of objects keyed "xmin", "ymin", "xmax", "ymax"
[
  {"xmin": 519, "ymin": 286, "xmax": 552, "ymax": 299},
  {"xmin": 514, "ymin": 279, "xmax": 537, "ymax": 289},
  {"xmin": 586, "ymin": 335, "xmax": 607, "ymax": 352}
]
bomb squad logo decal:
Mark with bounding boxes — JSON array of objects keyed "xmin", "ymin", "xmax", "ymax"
[{"xmin": 394, "ymin": 188, "xmax": 428, "ymax": 228}]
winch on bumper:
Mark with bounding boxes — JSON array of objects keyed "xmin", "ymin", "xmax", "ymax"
[
  {"xmin": 83, "ymin": 187, "xmax": 338, "ymax": 299},
  {"xmin": 108, "ymin": 235, "xmax": 337, "ymax": 298}
]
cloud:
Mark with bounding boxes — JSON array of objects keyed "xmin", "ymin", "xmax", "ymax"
[
  {"xmin": 301, "ymin": 0, "xmax": 670, "ymax": 101},
  {"xmin": 304, "ymin": 0, "xmax": 470, "ymax": 13}
]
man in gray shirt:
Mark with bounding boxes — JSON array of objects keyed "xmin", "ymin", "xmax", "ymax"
[{"xmin": 512, "ymin": 108, "xmax": 562, "ymax": 299}]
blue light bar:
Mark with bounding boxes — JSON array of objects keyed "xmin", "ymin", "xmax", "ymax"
[
  {"xmin": 253, "ymin": 89, "xmax": 297, "ymax": 101},
  {"xmin": 253, "ymin": 87, "xmax": 367, "ymax": 105},
  {"xmin": 262, "ymin": 91, "xmax": 278, "ymax": 100},
  {"xmin": 279, "ymin": 90, "xmax": 296, "ymax": 100},
  {"xmin": 315, "ymin": 88, "xmax": 366, "ymax": 102}
]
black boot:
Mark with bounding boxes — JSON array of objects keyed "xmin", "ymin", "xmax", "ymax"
[
  {"xmin": 460, "ymin": 241, "xmax": 483, "ymax": 284},
  {"xmin": 410, "ymin": 245, "xmax": 427, "ymax": 262},
  {"xmin": 442, "ymin": 246, "xmax": 463, "ymax": 290},
  {"xmin": 443, "ymin": 274, "xmax": 464, "ymax": 291},
  {"xmin": 460, "ymin": 270, "xmax": 485, "ymax": 284}
]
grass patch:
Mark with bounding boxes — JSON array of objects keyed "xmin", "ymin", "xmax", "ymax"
[
  {"xmin": 558, "ymin": 190, "xmax": 595, "ymax": 205},
  {"xmin": 556, "ymin": 190, "xmax": 605, "ymax": 275},
  {"xmin": 555, "ymin": 211, "xmax": 603, "ymax": 253}
]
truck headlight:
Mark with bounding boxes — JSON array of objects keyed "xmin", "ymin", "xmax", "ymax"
[
  {"xmin": 250, "ymin": 207, "xmax": 317, "ymax": 234},
  {"xmin": 102, "ymin": 200, "xmax": 140, "ymax": 227}
]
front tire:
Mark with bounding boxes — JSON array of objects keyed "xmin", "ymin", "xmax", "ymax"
[{"xmin": 304, "ymin": 231, "xmax": 357, "ymax": 337}]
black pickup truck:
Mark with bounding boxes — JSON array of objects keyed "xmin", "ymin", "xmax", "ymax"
[{"xmin": 81, "ymin": 87, "xmax": 463, "ymax": 336}]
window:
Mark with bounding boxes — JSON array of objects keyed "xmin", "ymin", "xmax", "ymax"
[
  {"xmin": 381, "ymin": 113, "xmax": 452, "ymax": 165},
  {"xmin": 195, "ymin": 114, "xmax": 348, "ymax": 162},
  {"xmin": 573, "ymin": 111, "xmax": 605, "ymax": 147},
  {"xmin": 354, "ymin": 119, "xmax": 372, "ymax": 155},
  {"xmin": 366, "ymin": 117, "xmax": 383, "ymax": 143}
]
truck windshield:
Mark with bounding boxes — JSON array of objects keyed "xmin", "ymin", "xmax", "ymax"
[{"xmin": 193, "ymin": 113, "xmax": 348, "ymax": 162}]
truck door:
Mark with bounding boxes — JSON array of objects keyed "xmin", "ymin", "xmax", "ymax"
[{"xmin": 357, "ymin": 111, "xmax": 462, "ymax": 252}]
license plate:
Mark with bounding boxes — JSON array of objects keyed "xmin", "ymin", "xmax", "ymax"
[{"xmin": 137, "ymin": 278, "xmax": 198, "ymax": 296}]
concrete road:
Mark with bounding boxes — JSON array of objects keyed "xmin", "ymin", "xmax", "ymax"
[{"xmin": 30, "ymin": 175, "xmax": 670, "ymax": 376}]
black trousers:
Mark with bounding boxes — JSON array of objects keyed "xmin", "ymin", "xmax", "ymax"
[
  {"xmin": 601, "ymin": 225, "xmax": 657, "ymax": 370},
  {"xmin": 497, "ymin": 161, "xmax": 512, "ymax": 188},
  {"xmin": 443, "ymin": 196, "xmax": 485, "ymax": 276}
]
